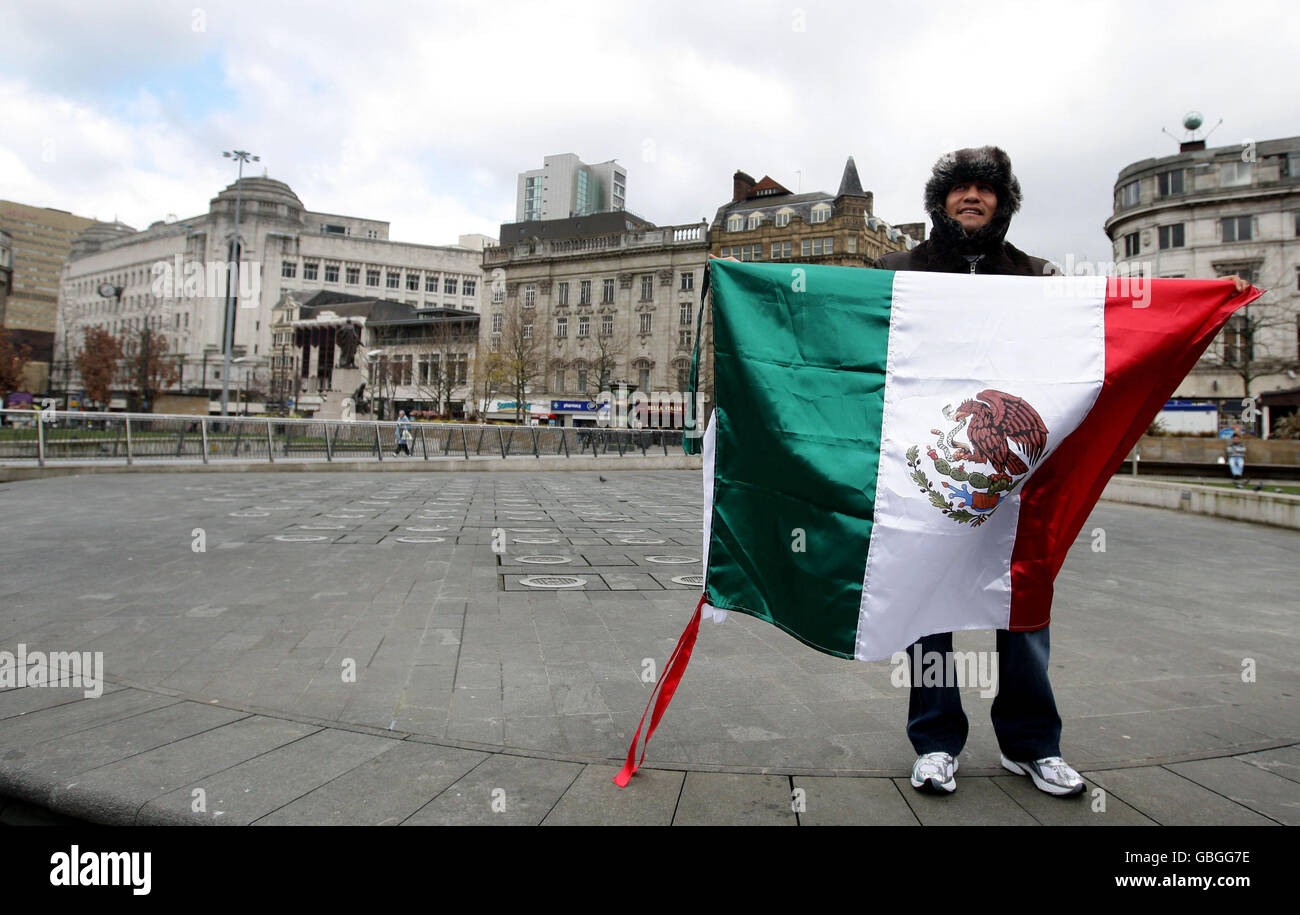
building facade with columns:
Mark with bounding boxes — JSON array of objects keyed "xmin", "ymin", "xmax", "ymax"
[
  {"xmin": 1105, "ymin": 135, "xmax": 1300, "ymax": 431},
  {"xmin": 482, "ymin": 213, "xmax": 709, "ymax": 426},
  {"xmin": 55, "ymin": 177, "xmax": 491, "ymax": 412}
]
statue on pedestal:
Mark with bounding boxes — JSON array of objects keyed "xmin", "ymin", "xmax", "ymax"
[
  {"xmin": 340, "ymin": 397, "xmax": 355, "ymax": 423},
  {"xmin": 336, "ymin": 322, "xmax": 360, "ymax": 369}
]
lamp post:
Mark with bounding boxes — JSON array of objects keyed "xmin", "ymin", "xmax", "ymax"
[{"xmin": 219, "ymin": 149, "xmax": 259, "ymax": 416}]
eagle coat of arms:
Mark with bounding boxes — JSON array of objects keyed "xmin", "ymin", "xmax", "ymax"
[{"xmin": 905, "ymin": 389, "xmax": 1049, "ymax": 527}]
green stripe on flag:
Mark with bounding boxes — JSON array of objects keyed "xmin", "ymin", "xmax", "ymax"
[{"xmin": 706, "ymin": 260, "xmax": 894, "ymax": 658}]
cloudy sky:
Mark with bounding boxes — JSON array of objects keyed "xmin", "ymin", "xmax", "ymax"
[{"xmin": 2, "ymin": 0, "xmax": 1295, "ymax": 267}]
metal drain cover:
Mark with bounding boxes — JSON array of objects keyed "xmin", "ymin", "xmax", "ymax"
[
  {"xmin": 273, "ymin": 535, "xmax": 328, "ymax": 542},
  {"xmin": 395, "ymin": 537, "xmax": 447, "ymax": 543},
  {"xmin": 645, "ymin": 555, "xmax": 699, "ymax": 564},
  {"xmin": 405, "ymin": 526, "xmax": 448, "ymax": 532},
  {"xmin": 621, "ymin": 538, "xmax": 665, "ymax": 544},
  {"xmin": 229, "ymin": 511, "xmax": 270, "ymax": 518},
  {"xmin": 513, "ymin": 537, "xmax": 558, "ymax": 544},
  {"xmin": 672, "ymin": 575, "xmax": 705, "ymax": 586},
  {"xmin": 515, "ymin": 555, "xmax": 572, "ymax": 564},
  {"xmin": 519, "ymin": 576, "xmax": 587, "ymax": 589}
]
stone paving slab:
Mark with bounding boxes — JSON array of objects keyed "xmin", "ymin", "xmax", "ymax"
[
  {"xmin": 672, "ymin": 772, "xmax": 795, "ymax": 826},
  {"xmin": 256, "ymin": 741, "xmax": 489, "ymax": 825},
  {"xmin": 51, "ymin": 715, "xmax": 321, "ymax": 824},
  {"xmin": 543, "ymin": 764, "xmax": 683, "ymax": 826},
  {"xmin": 402, "ymin": 753, "xmax": 584, "ymax": 825},
  {"xmin": 137, "ymin": 728, "xmax": 398, "ymax": 825},
  {"xmin": 1166, "ymin": 757, "xmax": 1300, "ymax": 825},
  {"xmin": 894, "ymin": 776, "xmax": 1040, "ymax": 826},
  {"xmin": 1085, "ymin": 766, "xmax": 1281, "ymax": 826},
  {"xmin": 791, "ymin": 775, "xmax": 919, "ymax": 826}
]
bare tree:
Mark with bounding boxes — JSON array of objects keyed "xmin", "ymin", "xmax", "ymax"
[
  {"xmin": 573, "ymin": 323, "xmax": 625, "ymax": 404},
  {"xmin": 499, "ymin": 299, "xmax": 542, "ymax": 424},
  {"xmin": 411, "ymin": 315, "xmax": 470, "ymax": 417},
  {"xmin": 121, "ymin": 327, "xmax": 179, "ymax": 412},
  {"xmin": 470, "ymin": 341, "xmax": 506, "ymax": 421}
]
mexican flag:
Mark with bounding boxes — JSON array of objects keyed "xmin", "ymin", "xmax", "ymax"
[{"xmin": 615, "ymin": 259, "xmax": 1259, "ymax": 785}]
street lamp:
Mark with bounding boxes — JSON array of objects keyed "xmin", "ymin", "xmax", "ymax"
[{"xmin": 219, "ymin": 149, "xmax": 259, "ymax": 417}]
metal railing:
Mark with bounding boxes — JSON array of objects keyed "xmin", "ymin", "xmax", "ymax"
[{"xmin": 0, "ymin": 409, "xmax": 690, "ymax": 466}]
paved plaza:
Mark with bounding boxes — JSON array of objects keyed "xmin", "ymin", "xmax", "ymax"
[{"xmin": 0, "ymin": 469, "xmax": 1297, "ymax": 825}]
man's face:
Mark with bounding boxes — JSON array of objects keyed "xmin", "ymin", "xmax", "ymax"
[{"xmin": 945, "ymin": 182, "xmax": 998, "ymax": 232}]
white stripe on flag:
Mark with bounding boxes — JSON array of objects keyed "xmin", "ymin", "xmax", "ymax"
[
  {"xmin": 700, "ymin": 413, "xmax": 725, "ymax": 622},
  {"xmin": 854, "ymin": 273, "xmax": 1107, "ymax": 660}
]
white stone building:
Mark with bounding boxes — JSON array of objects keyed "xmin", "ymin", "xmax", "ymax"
[
  {"xmin": 1105, "ymin": 135, "xmax": 1300, "ymax": 428},
  {"xmin": 516, "ymin": 154, "xmax": 627, "ymax": 222},
  {"xmin": 56, "ymin": 176, "xmax": 491, "ymax": 410}
]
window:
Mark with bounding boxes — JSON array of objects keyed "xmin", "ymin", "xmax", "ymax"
[
  {"xmin": 775, "ymin": 211, "xmax": 792, "ymax": 228},
  {"xmin": 444, "ymin": 277, "xmax": 458, "ymax": 295},
  {"xmin": 578, "ymin": 315, "xmax": 590, "ymax": 337},
  {"xmin": 639, "ymin": 313, "xmax": 652, "ymax": 334},
  {"xmin": 522, "ymin": 320, "xmax": 533, "ymax": 339},
  {"xmin": 602, "ymin": 278, "xmax": 615, "ymax": 304},
  {"xmin": 462, "ymin": 279, "xmax": 475, "ymax": 296},
  {"xmin": 1124, "ymin": 232, "xmax": 1140, "ymax": 257},
  {"xmin": 557, "ymin": 281, "xmax": 569, "ymax": 306},
  {"xmin": 281, "ymin": 261, "xmax": 297, "ymax": 279},
  {"xmin": 303, "ymin": 261, "xmax": 318, "ymax": 281},
  {"xmin": 1221, "ymin": 314, "xmax": 1251, "ymax": 365},
  {"xmin": 386, "ymin": 271, "xmax": 400, "ymax": 289},
  {"xmin": 680, "ymin": 271, "xmax": 694, "ymax": 291},
  {"xmin": 680, "ymin": 302, "xmax": 692, "ymax": 326},
  {"xmin": 771, "ymin": 241, "xmax": 792, "ymax": 259},
  {"xmin": 426, "ymin": 275, "xmax": 438, "ymax": 293},
  {"xmin": 1118, "ymin": 180, "xmax": 1139, "ymax": 207},
  {"xmin": 1221, "ymin": 161, "xmax": 1252, "ymax": 187},
  {"xmin": 640, "ymin": 275, "xmax": 653, "ymax": 301},
  {"xmin": 451, "ymin": 353, "xmax": 468, "ymax": 385},
  {"xmin": 579, "ymin": 280, "xmax": 592, "ymax": 305},
  {"xmin": 325, "ymin": 263, "xmax": 340, "ymax": 283},
  {"xmin": 1287, "ymin": 152, "xmax": 1300, "ymax": 178},
  {"xmin": 1156, "ymin": 170, "xmax": 1184, "ymax": 197},
  {"xmin": 577, "ymin": 368, "xmax": 588, "ymax": 390},
  {"xmin": 800, "ymin": 237, "xmax": 835, "ymax": 257},
  {"xmin": 726, "ymin": 215, "xmax": 743, "ymax": 232},
  {"xmin": 638, "ymin": 365, "xmax": 650, "ymax": 390},
  {"xmin": 524, "ymin": 285, "xmax": 536, "ymax": 308},
  {"xmin": 600, "ymin": 314, "xmax": 613, "ymax": 337},
  {"xmin": 556, "ymin": 316, "xmax": 567, "ymax": 338},
  {"xmin": 554, "ymin": 367, "xmax": 565, "ymax": 390},
  {"xmin": 747, "ymin": 213, "xmax": 762, "ymax": 230},
  {"xmin": 491, "ymin": 286, "xmax": 504, "ymax": 305},
  {"xmin": 1221, "ymin": 216, "xmax": 1252, "ymax": 242},
  {"xmin": 407, "ymin": 272, "xmax": 420, "ymax": 291},
  {"xmin": 491, "ymin": 313, "xmax": 503, "ymax": 333},
  {"xmin": 678, "ymin": 329, "xmax": 692, "ymax": 347},
  {"xmin": 810, "ymin": 204, "xmax": 831, "ymax": 224},
  {"xmin": 1158, "ymin": 224, "xmax": 1185, "ymax": 249},
  {"xmin": 346, "ymin": 266, "xmax": 360, "ymax": 284},
  {"xmin": 367, "ymin": 269, "xmax": 380, "ymax": 287},
  {"xmin": 677, "ymin": 363, "xmax": 690, "ymax": 391},
  {"xmin": 847, "ymin": 235, "xmax": 857, "ymax": 253}
]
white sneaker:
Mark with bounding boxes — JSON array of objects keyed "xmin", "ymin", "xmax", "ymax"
[
  {"xmin": 1001, "ymin": 753, "xmax": 1086, "ymax": 796},
  {"xmin": 910, "ymin": 751, "xmax": 958, "ymax": 794}
]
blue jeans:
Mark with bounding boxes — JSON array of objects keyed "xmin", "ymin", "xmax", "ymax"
[{"xmin": 906, "ymin": 627, "xmax": 1062, "ymax": 760}]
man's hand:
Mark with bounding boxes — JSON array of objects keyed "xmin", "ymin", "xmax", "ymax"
[{"xmin": 1223, "ymin": 274, "xmax": 1252, "ymax": 294}]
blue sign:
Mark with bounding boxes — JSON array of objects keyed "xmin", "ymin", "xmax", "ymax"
[{"xmin": 551, "ymin": 400, "xmax": 597, "ymax": 412}]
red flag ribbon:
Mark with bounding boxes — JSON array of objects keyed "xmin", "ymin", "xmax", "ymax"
[{"xmin": 613, "ymin": 594, "xmax": 705, "ymax": 787}]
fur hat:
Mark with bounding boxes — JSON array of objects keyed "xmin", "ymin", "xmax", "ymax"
[{"xmin": 924, "ymin": 146, "xmax": 1022, "ymax": 253}]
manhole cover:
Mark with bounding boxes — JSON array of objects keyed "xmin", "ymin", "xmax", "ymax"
[
  {"xmin": 602, "ymin": 528, "xmax": 645, "ymax": 534},
  {"xmin": 229, "ymin": 511, "xmax": 270, "ymax": 518},
  {"xmin": 273, "ymin": 535, "xmax": 328, "ymax": 542},
  {"xmin": 298, "ymin": 524, "xmax": 346, "ymax": 530},
  {"xmin": 326, "ymin": 513, "xmax": 366, "ymax": 519},
  {"xmin": 672, "ymin": 575, "xmax": 705, "ymax": 586},
  {"xmin": 519, "ymin": 576, "xmax": 587, "ymax": 589},
  {"xmin": 621, "ymin": 538, "xmax": 666, "ymax": 544},
  {"xmin": 508, "ymin": 528, "xmax": 552, "ymax": 533},
  {"xmin": 395, "ymin": 537, "xmax": 446, "ymax": 543},
  {"xmin": 405, "ymin": 526, "xmax": 448, "ymax": 532},
  {"xmin": 513, "ymin": 538, "xmax": 558, "ymax": 544},
  {"xmin": 645, "ymin": 556, "xmax": 699, "ymax": 564},
  {"xmin": 515, "ymin": 555, "xmax": 572, "ymax": 564}
]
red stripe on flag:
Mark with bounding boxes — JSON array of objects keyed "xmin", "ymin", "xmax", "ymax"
[
  {"xmin": 613, "ymin": 595, "xmax": 704, "ymax": 788},
  {"xmin": 1008, "ymin": 279, "xmax": 1263, "ymax": 630}
]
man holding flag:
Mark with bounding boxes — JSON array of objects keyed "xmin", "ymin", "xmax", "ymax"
[{"xmin": 874, "ymin": 146, "xmax": 1251, "ymax": 796}]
